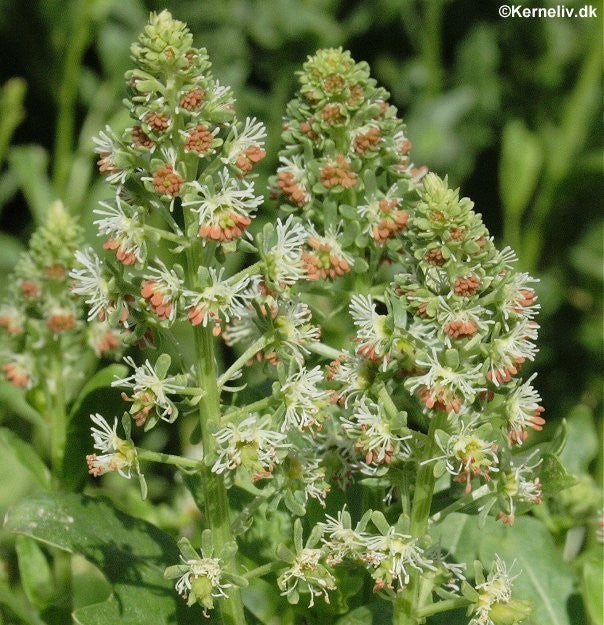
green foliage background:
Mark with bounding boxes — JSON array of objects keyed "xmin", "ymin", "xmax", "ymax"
[{"xmin": 0, "ymin": 1, "xmax": 600, "ymax": 624}]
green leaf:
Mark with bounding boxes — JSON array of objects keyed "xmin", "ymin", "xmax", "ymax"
[
  {"xmin": 0, "ymin": 232, "xmax": 24, "ymax": 276},
  {"xmin": 0, "ymin": 428, "xmax": 50, "ymax": 489},
  {"xmin": 499, "ymin": 120, "xmax": 542, "ymax": 250},
  {"xmin": 558, "ymin": 404, "xmax": 598, "ymax": 474},
  {"xmin": 68, "ymin": 364, "xmax": 129, "ymax": 420},
  {"xmin": 479, "ymin": 516, "xmax": 574, "ymax": 625},
  {"xmin": 241, "ymin": 576, "xmax": 294, "ymax": 625},
  {"xmin": 8, "ymin": 145, "xmax": 53, "ymax": 225},
  {"xmin": 539, "ymin": 453, "xmax": 575, "ymax": 496},
  {"xmin": 62, "ymin": 364, "xmax": 129, "ymax": 490},
  {"xmin": 582, "ymin": 553, "xmax": 603, "ymax": 625},
  {"xmin": 15, "ymin": 536, "xmax": 54, "ymax": 610},
  {"xmin": 4, "ymin": 492, "xmax": 202, "ymax": 624},
  {"xmin": 335, "ymin": 606, "xmax": 372, "ymax": 625},
  {"xmin": 0, "ymin": 578, "xmax": 46, "ymax": 625},
  {"xmin": 430, "ymin": 512, "xmax": 489, "ymax": 566},
  {"xmin": 0, "ymin": 78, "xmax": 26, "ymax": 167}
]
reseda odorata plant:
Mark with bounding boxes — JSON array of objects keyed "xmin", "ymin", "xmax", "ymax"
[{"xmin": 70, "ymin": 11, "xmax": 553, "ymax": 625}]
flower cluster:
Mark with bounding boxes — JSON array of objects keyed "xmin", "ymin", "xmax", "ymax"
[
  {"xmin": 74, "ymin": 16, "xmax": 557, "ymax": 625},
  {"xmin": 465, "ymin": 557, "xmax": 531, "ymax": 625},
  {"xmin": 271, "ymin": 47, "xmax": 426, "ymax": 279},
  {"xmin": 164, "ymin": 533, "xmax": 246, "ymax": 617},
  {"xmin": 0, "ymin": 202, "xmax": 125, "ymax": 393},
  {"xmin": 85, "ymin": 413, "xmax": 138, "ymax": 479},
  {"xmin": 78, "ymin": 9, "xmax": 269, "ymax": 344}
]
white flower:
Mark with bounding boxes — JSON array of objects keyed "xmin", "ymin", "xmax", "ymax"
[
  {"xmin": 222, "ymin": 308, "xmax": 260, "ymax": 346},
  {"xmin": 223, "ymin": 116, "xmax": 266, "ymax": 162},
  {"xmin": 173, "ymin": 556, "xmax": 232, "ymax": 617},
  {"xmin": 325, "ymin": 353, "xmax": 371, "ymax": 406},
  {"xmin": 93, "ymin": 197, "xmax": 145, "ymax": 263},
  {"xmin": 349, "ymin": 294, "xmax": 390, "ymax": 358},
  {"xmin": 406, "ymin": 350, "xmax": 484, "ymax": 407},
  {"xmin": 281, "ymin": 366, "xmax": 330, "ymax": 432},
  {"xmin": 212, "ymin": 415, "xmax": 290, "ymax": 475},
  {"xmin": 304, "ymin": 224, "xmax": 354, "ymax": 281},
  {"xmin": 92, "ymin": 126, "xmax": 118, "ymax": 155},
  {"xmin": 183, "ymin": 167, "xmax": 263, "ymax": 228},
  {"xmin": 90, "ymin": 412, "xmax": 120, "ymax": 453},
  {"xmin": 501, "ymin": 272, "xmax": 540, "ymax": 325},
  {"xmin": 364, "ymin": 528, "xmax": 435, "ymax": 589},
  {"xmin": 501, "ymin": 452, "xmax": 543, "ymax": 522},
  {"xmin": 275, "ymin": 301, "xmax": 320, "ymax": 363},
  {"xmin": 492, "ymin": 245, "xmax": 518, "ymax": 270},
  {"xmin": 276, "ymin": 154, "xmax": 311, "ymax": 204},
  {"xmin": 277, "ymin": 548, "xmax": 336, "ymax": 608},
  {"xmin": 112, "ymin": 356, "xmax": 184, "ymax": 420},
  {"xmin": 505, "ymin": 374, "xmax": 545, "ymax": 443},
  {"xmin": 432, "ymin": 422, "xmax": 499, "ymax": 493},
  {"xmin": 70, "ymin": 249, "xmax": 111, "ymax": 321},
  {"xmin": 142, "ymin": 259, "xmax": 184, "ymax": 322},
  {"xmin": 184, "ymin": 268, "xmax": 260, "ymax": 328},
  {"xmin": 93, "ymin": 126, "xmax": 130, "ymax": 184},
  {"xmin": 207, "ymin": 81, "xmax": 235, "ymax": 111},
  {"xmin": 470, "ymin": 556, "xmax": 517, "ymax": 625},
  {"xmin": 488, "ymin": 318, "xmax": 539, "ymax": 386},
  {"xmin": 86, "ymin": 413, "xmax": 134, "ymax": 479},
  {"xmin": 341, "ymin": 399, "xmax": 409, "ymax": 467},
  {"xmin": 265, "ymin": 216, "xmax": 307, "ymax": 286},
  {"xmin": 438, "ymin": 299, "xmax": 493, "ymax": 345},
  {"xmin": 319, "ymin": 507, "xmax": 368, "ymax": 563}
]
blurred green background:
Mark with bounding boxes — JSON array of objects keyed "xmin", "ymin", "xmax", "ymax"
[{"xmin": 0, "ymin": 0, "xmax": 600, "ymax": 438}]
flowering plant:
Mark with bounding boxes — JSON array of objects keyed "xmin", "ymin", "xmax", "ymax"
[{"xmin": 2, "ymin": 11, "xmax": 594, "ymax": 625}]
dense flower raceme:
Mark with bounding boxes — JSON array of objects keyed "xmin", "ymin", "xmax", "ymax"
[
  {"xmin": 270, "ymin": 46, "xmax": 427, "ymax": 279},
  {"xmin": 77, "ymin": 16, "xmax": 547, "ymax": 621},
  {"xmin": 0, "ymin": 201, "xmax": 125, "ymax": 395}
]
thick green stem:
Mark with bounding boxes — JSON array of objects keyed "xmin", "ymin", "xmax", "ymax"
[
  {"xmin": 192, "ymin": 326, "xmax": 246, "ymax": 625},
  {"xmin": 307, "ymin": 341, "xmax": 342, "ymax": 360},
  {"xmin": 430, "ymin": 483, "xmax": 492, "ymax": 523},
  {"xmin": 223, "ymin": 396, "xmax": 275, "ymax": 423},
  {"xmin": 184, "ymin": 213, "xmax": 246, "ymax": 623},
  {"xmin": 50, "ymin": 350, "xmax": 67, "ymax": 484},
  {"xmin": 393, "ymin": 412, "xmax": 446, "ymax": 625}
]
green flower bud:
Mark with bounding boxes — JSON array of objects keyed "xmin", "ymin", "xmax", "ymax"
[{"xmin": 489, "ymin": 599, "xmax": 532, "ymax": 624}]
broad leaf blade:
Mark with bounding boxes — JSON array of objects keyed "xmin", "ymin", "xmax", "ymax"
[
  {"xmin": 479, "ymin": 516, "xmax": 574, "ymax": 625},
  {"xmin": 4, "ymin": 493, "xmax": 202, "ymax": 624},
  {"xmin": 62, "ymin": 364, "xmax": 129, "ymax": 490},
  {"xmin": 0, "ymin": 428, "xmax": 50, "ymax": 489}
]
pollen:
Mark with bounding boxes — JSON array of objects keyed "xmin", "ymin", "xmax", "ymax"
[
  {"xmin": 185, "ymin": 125, "xmax": 214, "ymax": 154},
  {"xmin": 145, "ymin": 112, "xmax": 170, "ymax": 132},
  {"xmin": 354, "ymin": 127, "xmax": 380, "ymax": 154},
  {"xmin": 132, "ymin": 125, "xmax": 154, "ymax": 148},
  {"xmin": 320, "ymin": 155, "xmax": 357, "ymax": 189},
  {"xmin": 179, "ymin": 88, "xmax": 204, "ymax": 111},
  {"xmin": 236, "ymin": 145, "xmax": 266, "ymax": 173},
  {"xmin": 47, "ymin": 312, "xmax": 76, "ymax": 333},
  {"xmin": 152, "ymin": 164, "xmax": 184, "ymax": 196},
  {"xmin": 424, "ymin": 248, "xmax": 446, "ymax": 266},
  {"xmin": 454, "ymin": 274, "xmax": 481, "ymax": 296},
  {"xmin": 277, "ymin": 171, "xmax": 309, "ymax": 206}
]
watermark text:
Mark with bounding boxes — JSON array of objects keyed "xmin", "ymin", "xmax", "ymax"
[{"xmin": 499, "ymin": 4, "xmax": 597, "ymax": 18}]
